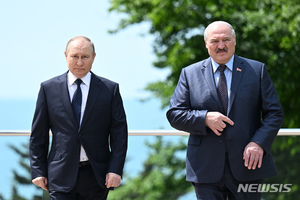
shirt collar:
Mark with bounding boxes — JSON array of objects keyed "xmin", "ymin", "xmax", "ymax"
[
  {"xmin": 211, "ymin": 55, "xmax": 234, "ymax": 73},
  {"xmin": 68, "ymin": 71, "xmax": 91, "ymax": 87}
]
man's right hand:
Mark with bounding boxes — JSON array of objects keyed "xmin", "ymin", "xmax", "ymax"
[
  {"xmin": 205, "ymin": 112, "xmax": 234, "ymax": 136},
  {"xmin": 32, "ymin": 177, "xmax": 48, "ymax": 190}
]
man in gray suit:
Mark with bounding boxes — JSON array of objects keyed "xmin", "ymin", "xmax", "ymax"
[{"xmin": 167, "ymin": 21, "xmax": 284, "ymax": 199}]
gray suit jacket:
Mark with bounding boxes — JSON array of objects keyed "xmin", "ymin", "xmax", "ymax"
[{"xmin": 167, "ymin": 55, "xmax": 284, "ymax": 183}]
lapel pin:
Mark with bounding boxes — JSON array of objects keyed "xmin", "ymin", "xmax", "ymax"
[{"xmin": 237, "ymin": 67, "xmax": 242, "ymax": 72}]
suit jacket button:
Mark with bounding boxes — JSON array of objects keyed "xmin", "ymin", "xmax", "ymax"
[{"xmin": 219, "ymin": 140, "xmax": 223, "ymax": 144}]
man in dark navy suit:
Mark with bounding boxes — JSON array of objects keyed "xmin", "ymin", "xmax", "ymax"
[
  {"xmin": 30, "ymin": 36, "xmax": 128, "ymax": 200},
  {"xmin": 167, "ymin": 21, "xmax": 284, "ymax": 199}
]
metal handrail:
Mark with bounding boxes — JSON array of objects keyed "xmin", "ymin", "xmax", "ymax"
[{"xmin": 0, "ymin": 129, "xmax": 299, "ymax": 136}]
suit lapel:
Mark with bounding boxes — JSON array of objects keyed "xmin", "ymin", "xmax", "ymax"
[
  {"xmin": 80, "ymin": 73, "xmax": 103, "ymax": 131},
  {"xmin": 57, "ymin": 72, "xmax": 79, "ymax": 129},
  {"xmin": 201, "ymin": 59, "xmax": 225, "ymax": 113},
  {"xmin": 228, "ymin": 55, "xmax": 245, "ymax": 114}
]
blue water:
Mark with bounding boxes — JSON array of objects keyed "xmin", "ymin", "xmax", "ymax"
[{"xmin": 0, "ymin": 98, "xmax": 193, "ymax": 199}]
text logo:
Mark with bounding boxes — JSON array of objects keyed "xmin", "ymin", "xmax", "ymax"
[{"xmin": 237, "ymin": 184, "xmax": 292, "ymax": 193}]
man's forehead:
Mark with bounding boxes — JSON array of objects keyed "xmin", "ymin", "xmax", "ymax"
[
  {"xmin": 210, "ymin": 28, "xmax": 230, "ymax": 34},
  {"xmin": 68, "ymin": 47, "xmax": 89, "ymax": 53},
  {"xmin": 208, "ymin": 28, "xmax": 232, "ymax": 38},
  {"xmin": 68, "ymin": 41, "xmax": 92, "ymax": 52},
  {"xmin": 208, "ymin": 34, "xmax": 232, "ymax": 40}
]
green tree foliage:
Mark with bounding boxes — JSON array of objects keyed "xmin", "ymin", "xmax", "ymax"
[
  {"xmin": 108, "ymin": 137, "xmax": 192, "ymax": 200},
  {"xmin": 109, "ymin": 0, "xmax": 300, "ymax": 128},
  {"xmin": 264, "ymin": 136, "xmax": 300, "ymax": 199},
  {"xmin": 109, "ymin": 0, "xmax": 300, "ymax": 199},
  {"xmin": 2, "ymin": 143, "xmax": 49, "ymax": 200}
]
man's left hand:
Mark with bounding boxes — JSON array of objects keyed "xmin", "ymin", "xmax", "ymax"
[
  {"xmin": 105, "ymin": 172, "xmax": 121, "ymax": 188},
  {"xmin": 243, "ymin": 142, "xmax": 264, "ymax": 170}
]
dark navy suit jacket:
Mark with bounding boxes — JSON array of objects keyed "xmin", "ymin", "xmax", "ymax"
[
  {"xmin": 30, "ymin": 71, "xmax": 128, "ymax": 192},
  {"xmin": 167, "ymin": 55, "xmax": 284, "ymax": 183}
]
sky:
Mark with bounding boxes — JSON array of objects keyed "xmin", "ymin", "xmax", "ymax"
[{"xmin": 0, "ymin": 0, "xmax": 169, "ymax": 100}]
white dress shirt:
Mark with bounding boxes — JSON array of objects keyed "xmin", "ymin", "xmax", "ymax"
[{"xmin": 67, "ymin": 71, "xmax": 90, "ymax": 162}]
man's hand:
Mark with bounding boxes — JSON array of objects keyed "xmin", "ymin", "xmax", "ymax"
[
  {"xmin": 32, "ymin": 177, "xmax": 48, "ymax": 190},
  {"xmin": 243, "ymin": 142, "xmax": 264, "ymax": 170},
  {"xmin": 105, "ymin": 172, "xmax": 121, "ymax": 188},
  {"xmin": 205, "ymin": 112, "xmax": 234, "ymax": 136}
]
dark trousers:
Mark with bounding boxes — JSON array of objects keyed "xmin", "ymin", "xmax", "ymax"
[
  {"xmin": 49, "ymin": 164, "xmax": 109, "ymax": 200},
  {"xmin": 192, "ymin": 155, "xmax": 262, "ymax": 200}
]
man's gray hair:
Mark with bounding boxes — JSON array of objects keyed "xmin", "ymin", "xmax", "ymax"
[{"xmin": 204, "ymin": 21, "xmax": 236, "ymax": 40}]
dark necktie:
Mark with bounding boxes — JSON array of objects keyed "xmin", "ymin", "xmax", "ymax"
[
  {"xmin": 217, "ymin": 65, "xmax": 228, "ymax": 115},
  {"xmin": 72, "ymin": 79, "xmax": 82, "ymax": 127},
  {"xmin": 217, "ymin": 65, "xmax": 229, "ymax": 151}
]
